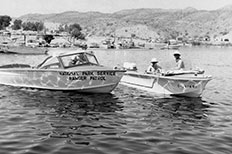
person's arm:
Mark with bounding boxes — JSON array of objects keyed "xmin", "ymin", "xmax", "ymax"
[
  {"xmin": 180, "ymin": 60, "xmax": 185, "ymax": 69},
  {"xmin": 146, "ymin": 65, "xmax": 152, "ymax": 74},
  {"xmin": 157, "ymin": 65, "xmax": 162, "ymax": 73},
  {"xmin": 176, "ymin": 60, "xmax": 181, "ymax": 70}
]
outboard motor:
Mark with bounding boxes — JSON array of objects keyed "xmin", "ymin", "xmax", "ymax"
[{"xmin": 123, "ymin": 62, "xmax": 137, "ymax": 71}]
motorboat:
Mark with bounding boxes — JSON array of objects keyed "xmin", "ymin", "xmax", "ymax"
[
  {"xmin": 160, "ymin": 40, "xmax": 182, "ymax": 50},
  {"xmin": 120, "ymin": 64, "xmax": 212, "ymax": 97},
  {"xmin": 0, "ymin": 50, "xmax": 126, "ymax": 93},
  {"xmin": 0, "ymin": 44, "xmax": 48, "ymax": 55},
  {"xmin": 160, "ymin": 44, "xmax": 181, "ymax": 50}
]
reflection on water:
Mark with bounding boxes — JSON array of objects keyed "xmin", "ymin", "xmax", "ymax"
[{"xmin": 0, "ymin": 84, "xmax": 218, "ymax": 154}]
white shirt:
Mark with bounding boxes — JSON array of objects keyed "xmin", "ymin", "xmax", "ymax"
[
  {"xmin": 146, "ymin": 64, "xmax": 162, "ymax": 74},
  {"xmin": 175, "ymin": 58, "xmax": 185, "ymax": 70}
]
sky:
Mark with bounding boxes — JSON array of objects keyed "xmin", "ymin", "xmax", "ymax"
[{"xmin": 1, "ymin": 0, "xmax": 232, "ymax": 17}]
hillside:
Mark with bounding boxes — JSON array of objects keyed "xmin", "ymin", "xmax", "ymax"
[{"xmin": 18, "ymin": 5, "xmax": 232, "ymax": 40}]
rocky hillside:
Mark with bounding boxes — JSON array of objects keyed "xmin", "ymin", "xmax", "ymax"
[{"xmin": 18, "ymin": 5, "xmax": 232, "ymax": 39}]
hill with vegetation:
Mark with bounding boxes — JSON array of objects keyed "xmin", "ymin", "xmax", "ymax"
[{"xmin": 17, "ymin": 5, "xmax": 232, "ymax": 40}]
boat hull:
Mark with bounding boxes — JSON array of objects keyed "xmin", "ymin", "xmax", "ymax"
[
  {"xmin": 160, "ymin": 44, "xmax": 181, "ymax": 50},
  {"xmin": 0, "ymin": 69, "xmax": 125, "ymax": 93},
  {"xmin": 120, "ymin": 72, "xmax": 212, "ymax": 97}
]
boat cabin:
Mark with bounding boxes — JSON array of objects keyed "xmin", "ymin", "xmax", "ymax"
[{"xmin": 37, "ymin": 51, "xmax": 100, "ymax": 69}]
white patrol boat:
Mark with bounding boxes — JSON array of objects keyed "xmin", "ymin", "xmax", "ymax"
[{"xmin": 0, "ymin": 50, "xmax": 126, "ymax": 93}]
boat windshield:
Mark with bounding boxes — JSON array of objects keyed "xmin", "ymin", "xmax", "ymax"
[
  {"xmin": 37, "ymin": 56, "xmax": 61, "ymax": 69},
  {"xmin": 60, "ymin": 52, "xmax": 99, "ymax": 68}
]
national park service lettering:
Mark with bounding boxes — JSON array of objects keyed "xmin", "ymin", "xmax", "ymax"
[{"xmin": 59, "ymin": 71, "xmax": 116, "ymax": 80}]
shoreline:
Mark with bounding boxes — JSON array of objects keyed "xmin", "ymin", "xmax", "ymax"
[{"xmin": 1, "ymin": 35, "xmax": 232, "ymax": 55}]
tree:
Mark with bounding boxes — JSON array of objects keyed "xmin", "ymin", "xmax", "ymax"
[
  {"xmin": 68, "ymin": 23, "xmax": 85, "ymax": 40},
  {"xmin": 12, "ymin": 19, "xmax": 22, "ymax": 30},
  {"xmin": 64, "ymin": 24, "xmax": 69, "ymax": 32},
  {"xmin": 69, "ymin": 23, "xmax": 82, "ymax": 32},
  {"xmin": 0, "ymin": 15, "xmax": 12, "ymax": 30},
  {"xmin": 70, "ymin": 28, "xmax": 85, "ymax": 40},
  {"xmin": 35, "ymin": 22, "xmax": 44, "ymax": 31},
  {"xmin": 22, "ymin": 21, "xmax": 44, "ymax": 31},
  {"xmin": 58, "ymin": 24, "xmax": 65, "ymax": 32},
  {"xmin": 43, "ymin": 34, "xmax": 54, "ymax": 44},
  {"xmin": 22, "ymin": 22, "xmax": 35, "ymax": 31}
]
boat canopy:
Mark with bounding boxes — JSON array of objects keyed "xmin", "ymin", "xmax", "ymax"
[{"xmin": 37, "ymin": 51, "xmax": 99, "ymax": 69}]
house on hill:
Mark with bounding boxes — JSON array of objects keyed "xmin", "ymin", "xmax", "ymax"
[
  {"xmin": 0, "ymin": 30, "xmax": 11, "ymax": 36},
  {"xmin": 215, "ymin": 32, "xmax": 232, "ymax": 43}
]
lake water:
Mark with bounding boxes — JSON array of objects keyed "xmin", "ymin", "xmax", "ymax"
[{"xmin": 0, "ymin": 46, "xmax": 232, "ymax": 154}]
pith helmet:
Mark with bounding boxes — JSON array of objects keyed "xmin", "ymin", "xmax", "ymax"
[
  {"xmin": 151, "ymin": 58, "xmax": 158, "ymax": 63},
  {"xmin": 173, "ymin": 50, "xmax": 181, "ymax": 56}
]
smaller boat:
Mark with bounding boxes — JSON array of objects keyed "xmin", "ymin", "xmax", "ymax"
[
  {"xmin": 120, "ymin": 64, "xmax": 212, "ymax": 97},
  {"xmin": 160, "ymin": 44, "xmax": 181, "ymax": 50},
  {"xmin": 160, "ymin": 40, "xmax": 182, "ymax": 50},
  {"xmin": 0, "ymin": 50, "xmax": 126, "ymax": 93},
  {"xmin": 0, "ymin": 44, "xmax": 48, "ymax": 55}
]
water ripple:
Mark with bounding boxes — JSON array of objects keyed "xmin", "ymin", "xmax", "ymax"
[{"xmin": 0, "ymin": 47, "xmax": 232, "ymax": 154}]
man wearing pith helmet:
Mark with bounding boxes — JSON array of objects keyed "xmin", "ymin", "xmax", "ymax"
[
  {"xmin": 146, "ymin": 58, "xmax": 162, "ymax": 74},
  {"xmin": 173, "ymin": 50, "xmax": 185, "ymax": 70}
]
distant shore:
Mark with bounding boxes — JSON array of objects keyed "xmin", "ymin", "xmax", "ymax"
[{"xmin": 1, "ymin": 34, "xmax": 232, "ymax": 55}]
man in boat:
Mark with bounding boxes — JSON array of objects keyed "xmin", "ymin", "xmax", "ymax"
[
  {"xmin": 173, "ymin": 50, "xmax": 185, "ymax": 70},
  {"xmin": 69, "ymin": 55, "xmax": 79, "ymax": 66},
  {"xmin": 69, "ymin": 54, "xmax": 87, "ymax": 66},
  {"xmin": 78, "ymin": 53, "xmax": 87, "ymax": 63},
  {"xmin": 146, "ymin": 58, "xmax": 162, "ymax": 74}
]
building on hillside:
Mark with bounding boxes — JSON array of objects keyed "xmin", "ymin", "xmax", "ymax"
[
  {"xmin": 203, "ymin": 36, "xmax": 211, "ymax": 41},
  {"xmin": 176, "ymin": 36, "xmax": 184, "ymax": 41},
  {"xmin": 215, "ymin": 32, "xmax": 232, "ymax": 42},
  {"xmin": 0, "ymin": 30, "xmax": 11, "ymax": 37},
  {"xmin": 214, "ymin": 32, "xmax": 232, "ymax": 45}
]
